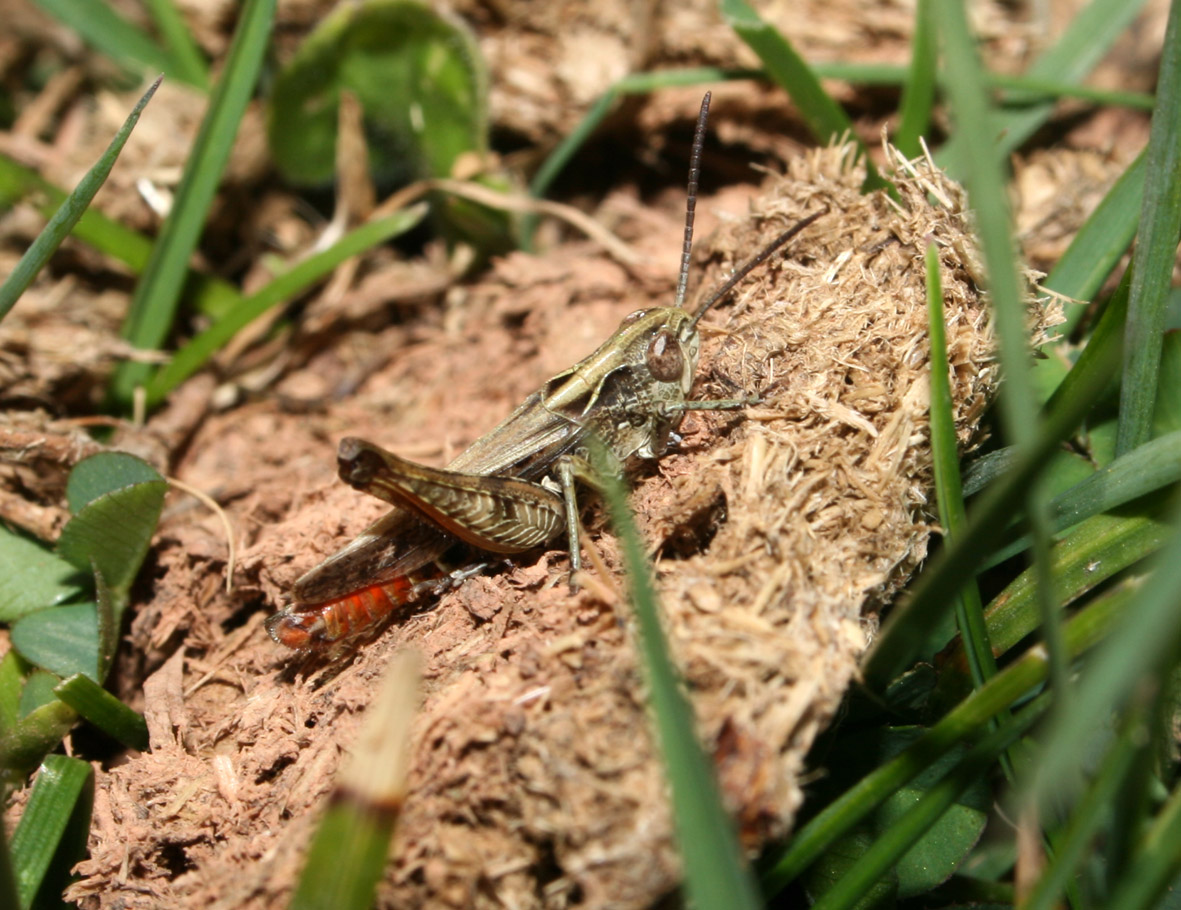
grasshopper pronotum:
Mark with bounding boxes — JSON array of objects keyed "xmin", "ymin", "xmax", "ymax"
[{"xmin": 266, "ymin": 93, "xmax": 823, "ymax": 649}]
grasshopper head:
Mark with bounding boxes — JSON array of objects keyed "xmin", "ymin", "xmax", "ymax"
[{"xmin": 617, "ymin": 306, "xmax": 701, "ymax": 396}]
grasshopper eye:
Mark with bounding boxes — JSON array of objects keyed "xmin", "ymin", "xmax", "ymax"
[
  {"xmin": 622, "ymin": 309, "xmax": 648, "ymax": 325},
  {"xmin": 646, "ymin": 330, "xmax": 683, "ymax": 382}
]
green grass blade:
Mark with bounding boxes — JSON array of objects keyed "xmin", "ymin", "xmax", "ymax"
[
  {"xmin": 143, "ymin": 0, "xmax": 210, "ymax": 89},
  {"xmin": 53, "ymin": 674, "xmax": 149, "ymax": 752},
  {"xmin": 932, "ymin": 0, "xmax": 1066, "ymax": 698},
  {"xmin": 110, "ymin": 0, "xmax": 276, "ymax": 408},
  {"xmin": 594, "ymin": 442, "xmax": 760, "ymax": 910},
  {"xmin": 925, "ymin": 244, "xmax": 996, "ymax": 690},
  {"xmin": 1023, "ymin": 701, "xmax": 1149, "ymax": 910},
  {"xmin": 1045, "ymin": 152, "xmax": 1145, "ymax": 335},
  {"xmin": 894, "ymin": 0, "xmax": 937, "ymax": 158},
  {"xmin": 809, "ymin": 694, "xmax": 1047, "ymax": 910},
  {"xmin": 995, "ymin": 0, "xmax": 1152, "ymax": 158},
  {"xmin": 9, "ymin": 754, "xmax": 93, "ymax": 910},
  {"xmin": 861, "ymin": 274, "xmax": 1123, "ymax": 690},
  {"xmin": 985, "ymin": 430, "xmax": 1181, "ymax": 566},
  {"xmin": 980, "ymin": 511, "xmax": 1169, "ymax": 663},
  {"xmin": 939, "ymin": 0, "xmax": 1152, "ymax": 171},
  {"xmin": 763, "ymin": 583, "xmax": 1130, "ymax": 892},
  {"xmin": 0, "ymin": 154, "xmax": 242, "ymax": 319},
  {"xmin": 1116, "ymin": 1, "xmax": 1181, "ymax": 456},
  {"xmin": 144, "ymin": 204, "xmax": 426, "ymax": 405},
  {"xmin": 720, "ymin": 0, "xmax": 887, "ymax": 191},
  {"xmin": 0, "ymin": 77, "xmax": 161, "ymax": 324},
  {"xmin": 0, "ymin": 700, "xmax": 77, "ymax": 780},
  {"xmin": 30, "ymin": 0, "xmax": 204, "ymax": 89},
  {"xmin": 1105, "ymin": 780, "xmax": 1181, "ymax": 910},
  {"xmin": 288, "ymin": 652, "xmax": 417, "ymax": 910},
  {"xmin": 1027, "ymin": 505, "xmax": 1181, "ymax": 810}
]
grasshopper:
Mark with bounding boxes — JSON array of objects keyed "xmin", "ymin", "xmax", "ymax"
[{"xmin": 266, "ymin": 93, "xmax": 823, "ymax": 649}]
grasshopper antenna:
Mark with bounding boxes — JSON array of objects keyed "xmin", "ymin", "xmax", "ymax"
[
  {"xmin": 673, "ymin": 92, "xmax": 712, "ymax": 310},
  {"xmin": 688, "ymin": 208, "xmax": 826, "ymax": 331}
]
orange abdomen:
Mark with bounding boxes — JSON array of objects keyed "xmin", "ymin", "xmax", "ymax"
[{"xmin": 266, "ymin": 574, "xmax": 428, "ymax": 650}]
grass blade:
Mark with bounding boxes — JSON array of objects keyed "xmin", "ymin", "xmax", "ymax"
[
  {"xmin": 142, "ymin": 0, "xmax": 210, "ymax": 90},
  {"xmin": 30, "ymin": 0, "xmax": 203, "ymax": 89},
  {"xmin": 1022, "ymin": 699, "xmax": 1150, "ymax": 910},
  {"xmin": 594, "ymin": 442, "xmax": 760, "ymax": 910},
  {"xmin": 933, "ymin": 0, "xmax": 1065, "ymax": 698},
  {"xmin": 861, "ymin": 272, "xmax": 1123, "ymax": 690},
  {"xmin": 144, "ymin": 204, "xmax": 426, "ymax": 405},
  {"xmin": 0, "ymin": 154, "xmax": 242, "ymax": 319},
  {"xmin": 1116, "ymin": 1, "xmax": 1181, "ymax": 455},
  {"xmin": 809, "ymin": 695, "xmax": 1047, "ymax": 910},
  {"xmin": 9, "ymin": 754, "xmax": 93, "ymax": 910},
  {"xmin": 720, "ymin": 0, "xmax": 888, "ymax": 190},
  {"xmin": 288, "ymin": 651, "xmax": 418, "ymax": 910},
  {"xmin": 1045, "ymin": 151, "xmax": 1145, "ymax": 335},
  {"xmin": 1026, "ymin": 506, "xmax": 1181, "ymax": 807},
  {"xmin": 925, "ymin": 244, "xmax": 996, "ymax": 690},
  {"xmin": 0, "ymin": 77, "xmax": 161, "ymax": 323},
  {"xmin": 763, "ymin": 583, "xmax": 1131, "ymax": 892},
  {"xmin": 110, "ymin": 0, "xmax": 276, "ymax": 408},
  {"xmin": 1105, "ymin": 779, "xmax": 1181, "ymax": 909},
  {"xmin": 939, "ymin": 0, "xmax": 1152, "ymax": 171},
  {"xmin": 985, "ymin": 430, "xmax": 1181, "ymax": 566},
  {"xmin": 53, "ymin": 674, "xmax": 149, "ymax": 752},
  {"xmin": 894, "ymin": 0, "xmax": 937, "ymax": 158}
]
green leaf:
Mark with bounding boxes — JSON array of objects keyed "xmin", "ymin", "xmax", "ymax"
[
  {"xmin": 54, "ymin": 674, "xmax": 149, "ymax": 752},
  {"xmin": 110, "ymin": 0, "xmax": 276, "ymax": 406},
  {"xmin": 719, "ymin": 0, "xmax": 888, "ymax": 191},
  {"xmin": 0, "ymin": 528, "xmax": 83, "ymax": 623},
  {"xmin": 57, "ymin": 481, "xmax": 168, "ymax": 598},
  {"xmin": 66, "ymin": 452, "xmax": 164, "ymax": 514},
  {"xmin": 268, "ymin": 0, "xmax": 487, "ymax": 187},
  {"xmin": 1116, "ymin": 2, "xmax": 1181, "ymax": 455},
  {"xmin": 803, "ymin": 829, "xmax": 898, "ymax": 908},
  {"xmin": 877, "ymin": 748, "xmax": 989, "ymax": 897},
  {"xmin": 9, "ymin": 755, "xmax": 93, "ymax": 910},
  {"xmin": 10, "ymin": 604, "xmax": 100, "ymax": 682},
  {"xmin": 0, "ymin": 77, "xmax": 161, "ymax": 324},
  {"xmin": 16, "ymin": 671, "xmax": 60, "ymax": 719}
]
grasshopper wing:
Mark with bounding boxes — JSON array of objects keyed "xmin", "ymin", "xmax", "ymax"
[{"xmin": 291, "ymin": 508, "xmax": 453, "ymax": 605}]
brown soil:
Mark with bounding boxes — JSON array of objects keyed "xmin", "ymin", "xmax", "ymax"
[{"xmin": 0, "ymin": 0, "xmax": 1163, "ymax": 908}]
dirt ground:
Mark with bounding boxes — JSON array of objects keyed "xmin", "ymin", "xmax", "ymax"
[{"xmin": 0, "ymin": 0, "xmax": 1165, "ymax": 907}]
